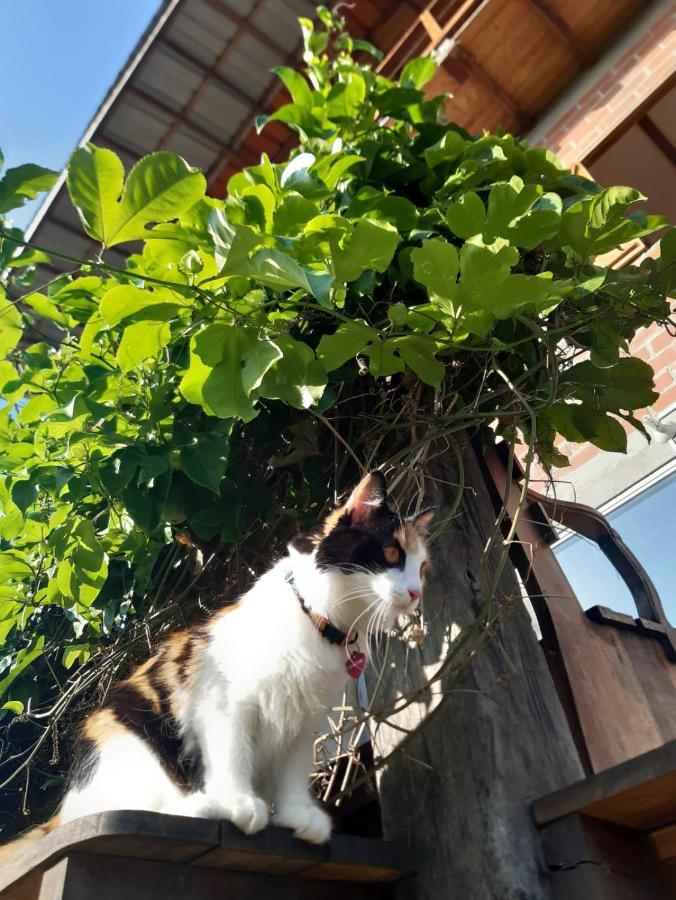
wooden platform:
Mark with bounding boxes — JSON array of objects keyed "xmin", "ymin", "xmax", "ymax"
[
  {"xmin": 0, "ymin": 811, "xmax": 413, "ymax": 899},
  {"xmin": 533, "ymin": 738, "xmax": 676, "ymax": 898}
]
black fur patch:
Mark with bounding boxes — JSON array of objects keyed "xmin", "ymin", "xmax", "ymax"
[
  {"xmin": 175, "ymin": 637, "xmax": 196, "ymax": 683},
  {"xmin": 69, "ymin": 736, "xmax": 100, "ymax": 791},
  {"xmin": 289, "ymin": 532, "xmax": 316, "ymax": 554},
  {"xmin": 316, "ymin": 510, "xmax": 406, "ymax": 573},
  {"xmin": 107, "ymin": 668, "xmax": 202, "ymax": 790}
]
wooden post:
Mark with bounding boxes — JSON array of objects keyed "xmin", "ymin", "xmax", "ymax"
[{"xmin": 370, "ymin": 444, "xmax": 584, "ymax": 898}]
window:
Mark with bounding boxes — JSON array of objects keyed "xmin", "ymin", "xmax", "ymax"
[{"xmin": 553, "ymin": 462, "xmax": 676, "ymax": 623}]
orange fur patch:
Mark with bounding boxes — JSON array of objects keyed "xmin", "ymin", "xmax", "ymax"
[{"xmin": 82, "ymin": 708, "xmax": 125, "ymax": 746}]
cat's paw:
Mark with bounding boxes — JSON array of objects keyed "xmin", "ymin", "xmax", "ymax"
[
  {"xmin": 229, "ymin": 794, "xmax": 270, "ymax": 835},
  {"xmin": 273, "ymin": 803, "xmax": 332, "ymax": 844}
]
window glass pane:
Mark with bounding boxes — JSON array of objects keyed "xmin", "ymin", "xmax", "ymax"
[{"xmin": 553, "ymin": 471, "xmax": 676, "ymax": 623}]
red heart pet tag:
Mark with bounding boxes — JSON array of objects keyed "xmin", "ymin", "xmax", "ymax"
[{"xmin": 346, "ymin": 651, "xmax": 366, "ymax": 678}]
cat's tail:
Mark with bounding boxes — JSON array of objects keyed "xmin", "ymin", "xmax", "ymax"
[{"xmin": 0, "ymin": 816, "xmax": 61, "ymax": 869}]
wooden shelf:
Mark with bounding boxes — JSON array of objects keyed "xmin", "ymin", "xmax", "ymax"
[
  {"xmin": 533, "ymin": 739, "xmax": 676, "ymax": 898},
  {"xmin": 0, "ymin": 811, "xmax": 413, "ymax": 900}
]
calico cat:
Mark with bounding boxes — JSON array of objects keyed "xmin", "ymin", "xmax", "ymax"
[{"xmin": 0, "ymin": 471, "xmax": 431, "ymax": 862}]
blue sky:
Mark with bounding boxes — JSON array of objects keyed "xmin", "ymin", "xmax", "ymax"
[{"xmin": 0, "ymin": 0, "xmax": 162, "ymax": 229}]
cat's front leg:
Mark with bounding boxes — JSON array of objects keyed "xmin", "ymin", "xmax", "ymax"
[
  {"xmin": 197, "ymin": 695, "xmax": 269, "ymax": 835},
  {"xmin": 272, "ymin": 728, "xmax": 332, "ymax": 844}
]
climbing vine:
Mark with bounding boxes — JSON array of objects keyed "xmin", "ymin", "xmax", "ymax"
[{"xmin": 0, "ymin": 8, "xmax": 674, "ymax": 832}]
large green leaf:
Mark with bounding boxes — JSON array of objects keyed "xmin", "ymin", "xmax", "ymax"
[
  {"xmin": 180, "ymin": 324, "xmax": 282, "ymax": 420},
  {"xmin": 68, "ymin": 146, "xmax": 206, "ymax": 247},
  {"xmin": 67, "ymin": 145, "xmax": 125, "ymax": 245}
]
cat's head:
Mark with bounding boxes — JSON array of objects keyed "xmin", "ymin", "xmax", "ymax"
[{"xmin": 291, "ymin": 472, "xmax": 432, "ymax": 631}]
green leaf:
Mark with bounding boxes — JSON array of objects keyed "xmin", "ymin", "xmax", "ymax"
[
  {"xmin": 657, "ymin": 228, "xmax": 676, "ymax": 295},
  {"xmin": 547, "ymin": 404, "xmax": 627, "ymax": 453},
  {"xmin": 11, "ymin": 479, "xmax": 39, "ymax": 513},
  {"xmin": 0, "ymin": 637, "xmax": 45, "ymax": 700},
  {"xmin": 326, "ymin": 73, "xmax": 366, "ymax": 118},
  {"xmin": 259, "ymin": 334, "xmax": 326, "ymax": 409},
  {"xmin": 21, "ymin": 292, "xmax": 71, "ymax": 327},
  {"xmin": 111, "ymin": 152, "xmax": 207, "ymax": 246},
  {"xmin": 445, "ymin": 191, "xmax": 486, "ymax": 239},
  {"xmin": 366, "ymin": 337, "xmax": 405, "ymax": 378},
  {"xmin": 180, "ymin": 324, "xmax": 282, "ymax": 420},
  {"xmin": 247, "ymin": 248, "xmax": 313, "ymax": 293},
  {"xmin": 62, "ymin": 644, "xmax": 90, "ymax": 670},
  {"xmin": 400, "ymin": 57, "xmax": 436, "ymax": 90},
  {"xmin": 67, "ymin": 145, "xmax": 125, "ymax": 245},
  {"xmin": 100, "ymin": 284, "xmax": 184, "ymax": 326},
  {"xmin": 317, "ymin": 321, "xmax": 377, "ymax": 372},
  {"xmin": 392, "ymin": 335, "xmax": 444, "ymax": 387},
  {"xmin": 424, "ymin": 131, "xmax": 465, "ymax": 169},
  {"xmin": 332, "ymin": 220, "xmax": 401, "ymax": 283},
  {"xmin": 561, "ymin": 357, "xmax": 658, "ymax": 413},
  {"xmin": 411, "ymin": 238, "xmax": 459, "ymax": 298},
  {"xmin": 240, "ymin": 184, "xmax": 276, "ymax": 232},
  {"xmin": 122, "ymin": 470, "xmax": 171, "ymax": 534},
  {"xmin": 388, "ymin": 303, "xmax": 409, "ymax": 326},
  {"xmin": 2, "ymin": 700, "xmax": 24, "ymax": 715},
  {"xmin": 116, "ymin": 320, "xmax": 172, "ymax": 371},
  {"xmin": 0, "ymin": 163, "xmax": 57, "ymax": 214},
  {"xmin": 273, "ymin": 194, "xmax": 318, "ymax": 236},
  {"xmin": 274, "ymin": 66, "xmax": 314, "ymax": 108},
  {"xmin": 180, "ymin": 434, "xmax": 230, "ymax": 494},
  {"xmin": 0, "ymin": 297, "xmax": 23, "ymax": 357},
  {"xmin": 346, "ymin": 188, "xmax": 418, "ymax": 231},
  {"xmin": 68, "ymin": 145, "xmax": 206, "ymax": 247}
]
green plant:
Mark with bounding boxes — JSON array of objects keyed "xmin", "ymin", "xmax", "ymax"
[{"xmin": 0, "ymin": 8, "xmax": 673, "ymax": 830}]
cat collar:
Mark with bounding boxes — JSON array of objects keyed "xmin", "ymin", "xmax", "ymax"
[{"xmin": 285, "ymin": 571, "xmax": 358, "ymax": 648}]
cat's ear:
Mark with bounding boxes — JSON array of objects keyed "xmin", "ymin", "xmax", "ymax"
[
  {"xmin": 408, "ymin": 509, "xmax": 434, "ymax": 533},
  {"xmin": 345, "ymin": 471, "xmax": 387, "ymax": 527}
]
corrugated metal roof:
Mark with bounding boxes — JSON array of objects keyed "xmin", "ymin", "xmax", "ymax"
[{"xmin": 24, "ymin": 0, "xmax": 650, "ymax": 287}]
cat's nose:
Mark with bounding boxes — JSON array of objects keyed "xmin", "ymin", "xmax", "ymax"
[{"xmin": 408, "ymin": 588, "xmax": 421, "ymax": 603}]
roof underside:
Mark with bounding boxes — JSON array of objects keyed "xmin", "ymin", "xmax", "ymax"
[{"xmin": 27, "ymin": 0, "xmax": 652, "ymax": 282}]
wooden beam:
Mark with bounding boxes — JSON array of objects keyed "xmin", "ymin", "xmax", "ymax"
[
  {"xmin": 527, "ymin": 0, "xmax": 592, "ymax": 67},
  {"xmin": 419, "ymin": 9, "xmax": 443, "ymax": 44},
  {"xmin": 452, "ymin": 44, "xmax": 533, "ymax": 131},
  {"xmin": 533, "ymin": 738, "xmax": 676, "ymax": 829},
  {"xmin": 639, "ymin": 114, "xmax": 676, "ymax": 166},
  {"xmin": 378, "ymin": 0, "xmax": 487, "ymax": 77}
]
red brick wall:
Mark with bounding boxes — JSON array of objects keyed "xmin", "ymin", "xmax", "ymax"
[
  {"xmin": 536, "ymin": 7, "xmax": 675, "ymax": 166},
  {"xmin": 525, "ymin": 9, "xmax": 676, "ymax": 476}
]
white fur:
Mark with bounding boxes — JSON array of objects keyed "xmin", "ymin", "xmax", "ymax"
[{"xmin": 59, "ymin": 535, "xmax": 427, "ymax": 844}]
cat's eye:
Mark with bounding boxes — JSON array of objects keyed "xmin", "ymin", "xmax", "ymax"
[
  {"xmin": 384, "ymin": 545, "xmax": 400, "ymax": 565},
  {"xmin": 420, "ymin": 561, "xmax": 429, "ymax": 580}
]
